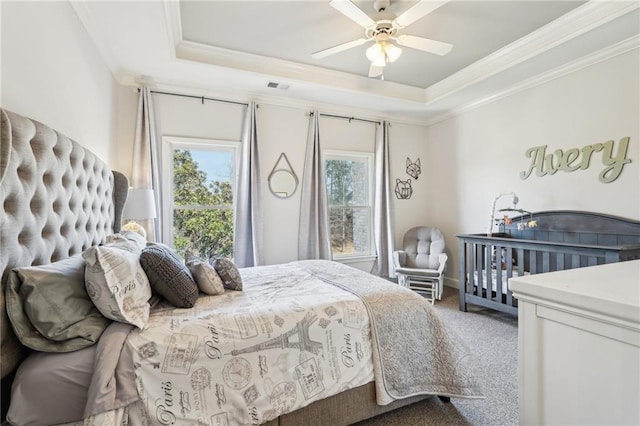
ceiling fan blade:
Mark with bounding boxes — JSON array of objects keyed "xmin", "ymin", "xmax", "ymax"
[
  {"xmin": 394, "ymin": 0, "xmax": 449, "ymax": 28},
  {"xmin": 330, "ymin": 0, "xmax": 375, "ymax": 28},
  {"xmin": 395, "ymin": 34, "xmax": 453, "ymax": 56},
  {"xmin": 368, "ymin": 65, "xmax": 384, "ymax": 78},
  {"xmin": 312, "ymin": 38, "xmax": 369, "ymax": 59}
]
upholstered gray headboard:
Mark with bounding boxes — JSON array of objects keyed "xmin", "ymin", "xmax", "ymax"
[{"xmin": 0, "ymin": 108, "xmax": 128, "ymax": 378}]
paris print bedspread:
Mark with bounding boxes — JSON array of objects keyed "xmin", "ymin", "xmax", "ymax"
[{"xmin": 125, "ymin": 262, "xmax": 375, "ymax": 425}]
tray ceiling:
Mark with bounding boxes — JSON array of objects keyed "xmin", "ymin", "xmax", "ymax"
[{"xmin": 72, "ymin": 0, "xmax": 640, "ymax": 122}]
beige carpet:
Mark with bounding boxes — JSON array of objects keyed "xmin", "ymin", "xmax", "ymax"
[{"xmin": 355, "ymin": 287, "xmax": 518, "ymax": 426}]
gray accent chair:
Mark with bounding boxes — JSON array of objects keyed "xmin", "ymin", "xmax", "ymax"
[{"xmin": 393, "ymin": 226, "xmax": 448, "ymax": 303}]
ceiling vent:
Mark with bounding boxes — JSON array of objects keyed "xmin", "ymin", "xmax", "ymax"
[{"xmin": 266, "ymin": 81, "xmax": 289, "ymax": 90}]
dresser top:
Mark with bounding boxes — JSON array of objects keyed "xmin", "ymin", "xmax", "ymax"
[{"xmin": 510, "ymin": 259, "xmax": 640, "ymax": 324}]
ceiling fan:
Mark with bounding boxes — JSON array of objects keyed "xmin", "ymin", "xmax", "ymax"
[{"xmin": 312, "ymin": 0, "xmax": 453, "ymax": 78}]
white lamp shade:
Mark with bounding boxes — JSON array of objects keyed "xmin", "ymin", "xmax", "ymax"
[
  {"xmin": 383, "ymin": 42, "xmax": 402, "ymax": 62},
  {"xmin": 366, "ymin": 41, "xmax": 401, "ymax": 67},
  {"xmin": 122, "ymin": 188, "xmax": 157, "ymax": 220},
  {"xmin": 366, "ymin": 42, "xmax": 384, "ymax": 63}
]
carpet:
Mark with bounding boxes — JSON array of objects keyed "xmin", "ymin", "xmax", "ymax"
[{"xmin": 355, "ymin": 287, "xmax": 518, "ymax": 426}]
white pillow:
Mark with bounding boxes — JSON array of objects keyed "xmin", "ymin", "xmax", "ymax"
[
  {"xmin": 82, "ymin": 243, "xmax": 151, "ymax": 329},
  {"xmin": 106, "ymin": 232, "xmax": 147, "ymax": 251},
  {"xmin": 185, "ymin": 253, "xmax": 225, "ymax": 296}
]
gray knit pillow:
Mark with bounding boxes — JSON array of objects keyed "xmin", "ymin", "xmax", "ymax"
[
  {"xmin": 140, "ymin": 244, "xmax": 199, "ymax": 308},
  {"xmin": 209, "ymin": 257, "xmax": 243, "ymax": 291}
]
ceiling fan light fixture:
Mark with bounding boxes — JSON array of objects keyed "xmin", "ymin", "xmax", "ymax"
[
  {"xmin": 317, "ymin": 0, "xmax": 452, "ymax": 78},
  {"xmin": 366, "ymin": 40, "xmax": 401, "ymax": 66},
  {"xmin": 383, "ymin": 41, "xmax": 402, "ymax": 63},
  {"xmin": 366, "ymin": 42, "xmax": 384, "ymax": 63}
]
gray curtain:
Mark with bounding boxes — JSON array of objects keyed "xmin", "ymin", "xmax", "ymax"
[
  {"xmin": 298, "ymin": 112, "xmax": 331, "ymax": 260},
  {"xmin": 131, "ymin": 86, "xmax": 161, "ymax": 241},
  {"xmin": 234, "ymin": 101, "xmax": 263, "ymax": 267},
  {"xmin": 374, "ymin": 121, "xmax": 395, "ymax": 277}
]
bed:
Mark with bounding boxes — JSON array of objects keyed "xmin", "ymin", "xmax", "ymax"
[
  {"xmin": 0, "ymin": 108, "xmax": 482, "ymax": 425},
  {"xmin": 457, "ymin": 211, "xmax": 640, "ymax": 316}
]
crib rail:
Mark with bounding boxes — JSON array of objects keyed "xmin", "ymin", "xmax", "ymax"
[{"xmin": 457, "ymin": 233, "xmax": 640, "ymax": 316}]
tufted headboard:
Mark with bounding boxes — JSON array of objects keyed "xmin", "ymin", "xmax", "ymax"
[{"xmin": 0, "ymin": 108, "xmax": 128, "ymax": 379}]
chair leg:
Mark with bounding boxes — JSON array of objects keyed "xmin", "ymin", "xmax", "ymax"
[{"xmin": 398, "ymin": 274, "xmax": 407, "ymax": 287}]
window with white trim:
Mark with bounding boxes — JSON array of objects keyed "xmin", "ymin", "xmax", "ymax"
[
  {"xmin": 162, "ymin": 137, "xmax": 238, "ymax": 258},
  {"xmin": 324, "ymin": 151, "xmax": 375, "ymax": 258}
]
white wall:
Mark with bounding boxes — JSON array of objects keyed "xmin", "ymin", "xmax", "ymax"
[
  {"xmin": 9, "ymin": 1, "xmax": 633, "ymax": 284},
  {"xmin": 1, "ymin": 1, "xmax": 119, "ymax": 165},
  {"xmin": 127, "ymin": 93, "xmax": 429, "ymax": 270},
  {"xmin": 426, "ymin": 48, "xmax": 640, "ymax": 286}
]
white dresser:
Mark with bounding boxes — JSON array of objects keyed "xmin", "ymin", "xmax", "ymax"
[{"xmin": 510, "ymin": 260, "xmax": 640, "ymax": 426}]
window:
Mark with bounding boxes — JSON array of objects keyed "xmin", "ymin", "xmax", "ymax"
[
  {"xmin": 325, "ymin": 151, "xmax": 374, "ymax": 258},
  {"xmin": 163, "ymin": 137, "xmax": 238, "ymax": 258}
]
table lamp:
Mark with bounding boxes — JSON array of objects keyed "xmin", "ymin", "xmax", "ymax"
[{"xmin": 121, "ymin": 188, "xmax": 157, "ymax": 239}]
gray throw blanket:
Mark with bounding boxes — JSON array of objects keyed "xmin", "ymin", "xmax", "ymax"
[
  {"xmin": 83, "ymin": 321, "xmax": 138, "ymax": 418},
  {"xmin": 296, "ymin": 260, "xmax": 484, "ymax": 404}
]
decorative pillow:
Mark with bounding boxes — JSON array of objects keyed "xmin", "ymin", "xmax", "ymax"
[
  {"xmin": 83, "ymin": 243, "xmax": 152, "ymax": 329},
  {"xmin": 107, "ymin": 231, "xmax": 147, "ymax": 251},
  {"xmin": 185, "ymin": 253, "xmax": 225, "ymax": 296},
  {"xmin": 5, "ymin": 255, "xmax": 111, "ymax": 352},
  {"xmin": 209, "ymin": 257, "xmax": 243, "ymax": 291},
  {"xmin": 140, "ymin": 244, "xmax": 199, "ymax": 308}
]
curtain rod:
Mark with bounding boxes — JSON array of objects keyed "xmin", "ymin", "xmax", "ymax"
[
  {"xmin": 310, "ymin": 112, "xmax": 380, "ymax": 125},
  {"xmin": 139, "ymin": 88, "xmax": 249, "ymax": 107}
]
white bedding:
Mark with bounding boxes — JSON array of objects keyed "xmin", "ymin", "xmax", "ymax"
[
  {"xmin": 472, "ymin": 269, "xmax": 529, "ymax": 294},
  {"xmin": 13, "ymin": 261, "xmax": 482, "ymax": 426},
  {"xmin": 126, "ymin": 262, "xmax": 375, "ymax": 425},
  {"xmin": 82, "ymin": 262, "xmax": 375, "ymax": 425}
]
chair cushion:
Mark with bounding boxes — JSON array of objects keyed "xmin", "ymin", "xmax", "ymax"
[
  {"xmin": 402, "ymin": 226, "xmax": 445, "ymax": 269},
  {"xmin": 394, "ymin": 267, "xmax": 441, "ymax": 278}
]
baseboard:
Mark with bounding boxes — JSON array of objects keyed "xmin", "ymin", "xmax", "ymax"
[{"xmin": 444, "ymin": 276, "xmax": 460, "ymax": 289}]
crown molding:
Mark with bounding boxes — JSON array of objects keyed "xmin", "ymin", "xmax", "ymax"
[
  {"xmin": 426, "ymin": 35, "xmax": 640, "ymax": 126},
  {"xmin": 175, "ymin": 40, "xmax": 426, "ymax": 104},
  {"xmin": 424, "ymin": 1, "xmax": 639, "ymax": 105},
  {"xmin": 69, "ymin": 0, "xmax": 121, "ymax": 79},
  {"xmin": 163, "ymin": 0, "xmax": 182, "ymax": 60}
]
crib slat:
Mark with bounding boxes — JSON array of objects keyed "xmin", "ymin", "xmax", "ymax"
[
  {"xmin": 517, "ymin": 248, "xmax": 525, "ymax": 277},
  {"xmin": 475, "ymin": 244, "xmax": 483, "ymax": 297},
  {"xmin": 529, "ymin": 251, "xmax": 537, "ymax": 274},
  {"xmin": 542, "ymin": 251, "xmax": 550, "ymax": 273},
  {"xmin": 485, "ymin": 244, "xmax": 492, "ymax": 300},
  {"xmin": 468, "ymin": 243, "xmax": 475, "ymax": 295},
  {"xmin": 571, "ymin": 254, "xmax": 580, "ymax": 269},
  {"xmin": 459, "ymin": 240, "xmax": 467, "ymax": 312},
  {"xmin": 494, "ymin": 245, "xmax": 501, "ymax": 301},
  {"xmin": 556, "ymin": 252, "xmax": 565, "ymax": 270}
]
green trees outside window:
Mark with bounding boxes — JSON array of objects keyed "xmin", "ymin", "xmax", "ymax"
[
  {"xmin": 172, "ymin": 149, "xmax": 234, "ymax": 258},
  {"xmin": 325, "ymin": 154, "xmax": 373, "ymax": 257}
]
